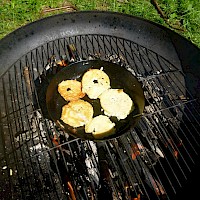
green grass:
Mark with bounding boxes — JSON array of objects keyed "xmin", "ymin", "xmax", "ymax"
[
  {"xmin": 158, "ymin": 0, "xmax": 200, "ymax": 47},
  {"xmin": 0, "ymin": 0, "xmax": 65, "ymax": 37},
  {"xmin": 0, "ymin": 0, "xmax": 200, "ymax": 48}
]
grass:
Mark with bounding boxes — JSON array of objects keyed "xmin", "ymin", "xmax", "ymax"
[
  {"xmin": 0, "ymin": 0, "xmax": 65, "ymax": 36},
  {"xmin": 158, "ymin": 0, "xmax": 200, "ymax": 47},
  {"xmin": 0, "ymin": 0, "xmax": 200, "ymax": 48}
]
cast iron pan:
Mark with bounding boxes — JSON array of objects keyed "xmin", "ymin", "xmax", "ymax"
[{"xmin": 46, "ymin": 60, "xmax": 145, "ymax": 141}]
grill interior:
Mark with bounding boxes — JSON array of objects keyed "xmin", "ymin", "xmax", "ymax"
[{"xmin": 0, "ymin": 34, "xmax": 200, "ymax": 200}]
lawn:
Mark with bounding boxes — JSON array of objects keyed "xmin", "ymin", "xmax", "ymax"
[{"xmin": 0, "ymin": 0, "xmax": 200, "ymax": 48}]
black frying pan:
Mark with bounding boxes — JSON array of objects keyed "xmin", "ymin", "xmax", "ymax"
[{"xmin": 46, "ymin": 60, "xmax": 145, "ymax": 141}]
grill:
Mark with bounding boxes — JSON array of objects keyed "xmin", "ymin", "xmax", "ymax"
[{"xmin": 0, "ymin": 11, "xmax": 200, "ymax": 200}]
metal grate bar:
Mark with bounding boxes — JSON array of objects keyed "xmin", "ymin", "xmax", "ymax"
[
  {"xmin": 0, "ymin": 106, "xmax": 22, "ymax": 199},
  {"xmin": 140, "ymin": 116, "xmax": 186, "ymax": 184},
  {"xmin": 141, "ymin": 76, "xmax": 200, "ymax": 154},
  {"xmin": 1, "ymin": 56, "xmax": 66, "ymax": 200},
  {"xmin": 112, "ymin": 138, "xmax": 154, "ymax": 200},
  {"xmin": 129, "ymin": 131, "xmax": 170, "ymax": 198},
  {"xmin": 18, "ymin": 64, "xmax": 47, "ymax": 199},
  {"xmin": 119, "ymin": 136, "xmax": 159, "ymax": 199},
  {"xmin": 2, "ymin": 76, "xmax": 36, "ymax": 198}
]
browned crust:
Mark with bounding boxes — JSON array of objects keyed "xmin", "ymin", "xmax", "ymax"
[
  {"xmin": 58, "ymin": 80, "xmax": 85, "ymax": 101},
  {"xmin": 61, "ymin": 100, "xmax": 93, "ymax": 127}
]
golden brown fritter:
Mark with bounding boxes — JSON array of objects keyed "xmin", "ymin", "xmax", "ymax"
[
  {"xmin": 58, "ymin": 80, "xmax": 85, "ymax": 101},
  {"xmin": 85, "ymin": 115, "xmax": 115, "ymax": 135},
  {"xmin": 99, "ymin": 89, "xmax": 134, "ymax": 120},
  {"xmin": 61, "ymin": 99, "xmax": 94, "ymax": 127},
  {"xmin": 82, "ymin": 69, "xmax": 110, "ymax": 99}
]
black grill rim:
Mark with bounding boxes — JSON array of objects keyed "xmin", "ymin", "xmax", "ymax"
[{"xmin": 0, "ymin": 10, "xmax": 184, "ymax": 76}]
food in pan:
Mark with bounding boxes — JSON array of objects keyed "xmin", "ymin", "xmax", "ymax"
[
  {"xmin": 58, "ymin": 80, "xmax": 85, "ymax": 101},
  {"xmin": 58, "ymin": 67, "xmax": 135, "ymax": 137},
  {"xmin": 99, "ymin": 89, "xmax": 134, "ymax": 120},
  {"xmin": 85, "ymin": 115, "xmax": 115, "ymax": 136},
  {"xmin": 81, "ymin": 68, "xmax": 110, "ymax": 99},
  {"xmin": 60, "ymin": 99, "xmax": 93, "ymax": 128}
]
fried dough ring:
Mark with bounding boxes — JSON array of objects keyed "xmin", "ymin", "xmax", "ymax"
[
  {"xmin": 82, "ymin": 69, "xmax": 110, "ymax": 99},
  {"xmin": 58, "ymin": 80, "xmax": 85, "ymax": 101},
  {"xmin": 99, "ymin": 89, "xmax": 134, "ymax": 120},
  {"xmin": 61, "ymin": 100, "xmax": 94, "ymax": 128},
  {"xmin": 85, "ymin": 115, "xmax": 115, "ymax": 135}
]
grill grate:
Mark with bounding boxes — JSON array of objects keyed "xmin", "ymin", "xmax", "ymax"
[{"xmin": 0, "ymin": 34, "xmax": 200, "ymax": 200}]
